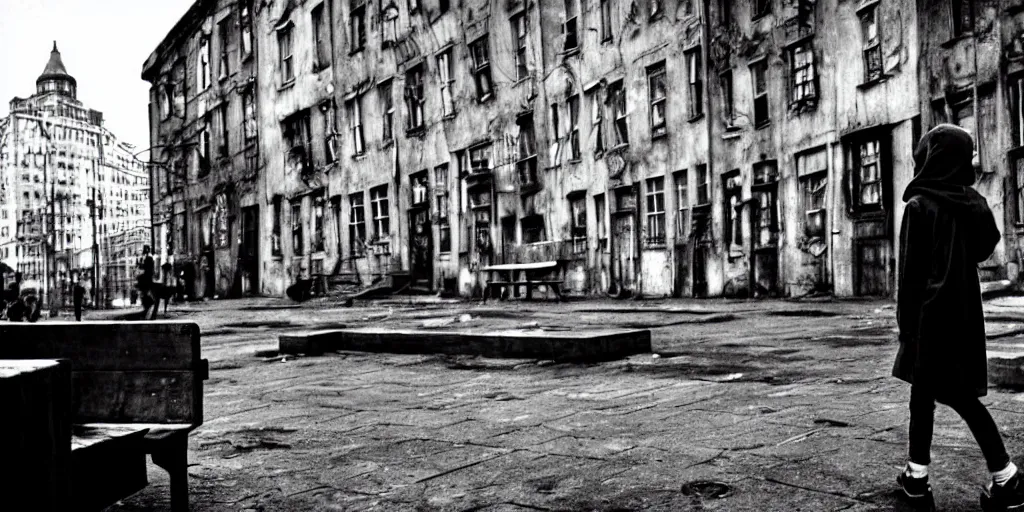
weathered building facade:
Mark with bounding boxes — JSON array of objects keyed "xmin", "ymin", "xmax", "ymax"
[
  {"xmin": 148, "ymin": 0, "xmax": 1024, "ymax": 299},
  {"xmin": 143, "ymin": 0, "xmax": 263, "ymax": 300},
  {"xmin": 1, "ymin": 43, "xmax": 151, "ymax": 306}
]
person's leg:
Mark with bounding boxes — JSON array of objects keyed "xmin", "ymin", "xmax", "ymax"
[
  {"xmin": 940, "ymin": 394, "xmax": 1012, "ymax": 473},
  {"xmin": 909, "ymin": 385, "xmax": 936, "ymax": 470}
]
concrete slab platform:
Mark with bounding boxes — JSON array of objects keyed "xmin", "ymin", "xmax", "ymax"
[
  {"xmin": 989, "ymin": 350, "xmax": 1024, "ymax": 388},
  {"xmin": 279, "ymin": 327, "xmax": 651, "ymax": 361},
  {"xmin": 279, "ymin": 328, "xmax": 347, "ymax": 356}
]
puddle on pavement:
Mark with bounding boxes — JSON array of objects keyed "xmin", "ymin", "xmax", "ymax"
[
  {"xmin": 680, "ymin": 480, "xmax": 732, "ymax": 499},
  {"xmin": 767, "ymin": 310, "xmax": 840, "ymax": 318},
  {"xmin": 224, "ymin": 320, "xmax": 293, "ymax": 329}
]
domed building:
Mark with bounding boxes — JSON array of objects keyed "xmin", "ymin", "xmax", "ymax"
[{"xmin": 0, "ymin": 42, "xmax": 150, "ymax": 308}]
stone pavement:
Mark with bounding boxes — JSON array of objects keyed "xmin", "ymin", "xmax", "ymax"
[{"xmin": 88, "ymin": 296, "xmax": 1024, "ymax": 511}]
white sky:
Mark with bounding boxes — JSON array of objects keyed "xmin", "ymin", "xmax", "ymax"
[{"xmin": 0, "ymin": 0, "xmax": 196, "ymax": 149}]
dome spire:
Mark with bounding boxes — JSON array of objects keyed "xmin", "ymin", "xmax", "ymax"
[{"xmin": 36, "ymin": 41, "xmax": 77, "ymax": 98}]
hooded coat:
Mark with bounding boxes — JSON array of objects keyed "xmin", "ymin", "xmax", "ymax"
[{"xmin": 893, "ymin": 124, "xmax": 1001, "ymax": 397}]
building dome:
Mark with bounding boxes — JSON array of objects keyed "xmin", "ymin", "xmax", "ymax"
[{"xmin": 36, "ymin": 41, "xmax": 77, "ymax": 98}]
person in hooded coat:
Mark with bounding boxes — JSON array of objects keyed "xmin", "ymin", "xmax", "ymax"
[{"xmin": 894, "ymin": 124, "xmax": 1023, "ymax": 509}]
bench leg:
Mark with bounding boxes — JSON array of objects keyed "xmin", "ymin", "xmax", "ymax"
[{"xmin": 152, "ymin": 433, "xmax": 189, "ymax": 512}]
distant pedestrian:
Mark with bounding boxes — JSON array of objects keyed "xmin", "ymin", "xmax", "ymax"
[
  {"xmin": 137, "ymin": 245, "xmax": 155, "ymax": 319},
  {"xmin": 73, "ymin": 282, "xmax": 85, "ymax": 321},
  {"xmin": 894, "ymin": 124, "xmax": 1022, "ymax": 510}
]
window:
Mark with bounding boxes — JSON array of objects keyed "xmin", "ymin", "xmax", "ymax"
[
  {"xmin": 405, "ymin": 64, "xmax": 425, "ymax": 131},
  {"xmin": 645, "ymin": 177, "xmax": 666, "ymax": 245},
  {"xmin": 753, "ymin": 0, "xmax": 771, "ymax": 19},
  {"xmin": 648, "ymin": 63, "xmax": 667, "ymax": 137},
  {"xmin": 674, "ymin": 170, "xmax": 689, "ymax": 240},
  {"xmin": 350, "ymin": 1, "xmax": 366, "ymax": 52},
  {"xmin": 198, "ymin": 122, "xmax": 212, "ymax": 177},
  {"xmin": 382, "ymin": 2, "xmax": 398, "ymax": 46},
  {"xmin": 278, "ymin": 25, "xmax": 294, "ymax": 83},
  {"xmin": 291, "ymin": 202, "xmax": 303, "ymax": 255},
  {"xmin": 516, "ymin": 113, "xmax": 538, "ymax": 188},
  {"xmin": 439, "ymin": 0, "xmax": 449, "ymax": 14},
  {"xmin": 511, "ymin": 12, "xmax": 529, "ymax": 80},
  {"xmin": 349, "ymin": 192, "xmax": 366, "ymax": 256},
  {"xmin": 564, "ymin": 0, "xmax": 579, "ymax": 52},
  {"xmin": 609, "ymin": 81, "xmax": 628, "ymax": 147},
  {"xmin": 470, "ymin": 145, "xmax": 491, "ymax": 174},
  {"xmin": 752, "ymin": 161, "xmax": 779, "ymax": 248},
  {"xmin": 591, "ymin": 90, "xmax": 604, "ymax": 154},
  {"xmin": 199, "ymin": 37, "xmax": 211, "ymax": 90},
  {"xmin": 312, "ymin": 3, "xmax": 331, "ymax": 71},
  {"xmin": 721, "ymin": 70, "xmax": 735, "ymax": 128},
  {"xmin": 696, "ymin": 164, "xmax": 710, "ymax": 205},
  {"xmin": 723, "ymin": 171, "xmax": 742, "ymax": 248},
  {"xmin": 567, "ymin": 95, "xmax": 581, "ymax": 160},
  {"xmin": 242, "ymin": 90, "xmax": 257, "ymax": 143},
  {"xmin": 349, "ymin": 96, "xmax": 365, "ymax": 156},
  {"xmin": 686, "ymin": 49, "xmax": 703, "ymax": 119},
  {"xmin": 218, "ymin": 17, "xmax": 230, "ymax": 79},
  {"xmin": 435, "ymin": 164, "xmax": 451, "ymax": 252},
  {"xmin": 438, "ymin": 50, "xmax": 454, "ymax": 117},
  {"xmin": 797, "ymin": 148, "xmax": 828, "ymax": 239},
  {"xmin": 522, "ymin": 215, "xmax": 546, "ymax": 244},
  {"xmin": 570, "ymin": 193, "xmax": 587, "ymax": 253},
  {"xmin": 408, "ymin": 0, "xmax": 420, "ymax": 14},
  {"xmin": 323, "ymin": 101, "xmax": 338, "ymax": 163},
  {"xmin": 160, "ymin": 85, "xmax": 172, "ymax": 120},
  {"xmin": 682, "ymin": 0, "xmax": 694, "ymax": 15},
  {"xmin": 411, "ymin": 171, "xmax": 429, "ymax": 205},
  {"xmin": 847, "ymin": 137, "xmax": 886, "ymax": 210},
  {"xmin": 789, "ymin": 41, "xmax": 817, "ymax": 108},
  {"xmin": 859, "ymin": 5, "xmax": 882, "ymax": 82},
  {"xmin": 217, "ymin": 102, "xmax": 229, "ymax": 158},
  {"xmin": 241, "ymin": 1, "xmax": 253, "ymax": 58},
  {"xmin": 379, "ymin": 80, "xmax": 394, "ymax": 142},
  {"xmin": 283, "ymin": 110, "xmax": 313, "ymax": 173},
  {"xmin": 370, "ymin": 185, "xmax": 390, "ymax": 240},
  {"xmin": 720, "ymin": 0, "xmax": 731, "ymax": 25},
  {"xmin": 601, "ymin": 0, "xmax": 614, "ymax": 41},
  {"xmin": 950, "ymin": 93, "xmax": 976, "ymax": 137},
  {"xmin": 951, "ymin": 0, "xmax": 974, "ymax": 38},
  {"xmin": 750, "ymin": 59, "xmax": 769, "ymax": 127},
  {"xmin": 313, "ymin": 194, "xmax": 326, "ymax": 252},
  {"xmin": 469, "ymin": 37, "xmax": 494, "ymax": 102},
  {"xmin": 1011, "ymin": 76, "xmax": 1024, "ymax": 148}
]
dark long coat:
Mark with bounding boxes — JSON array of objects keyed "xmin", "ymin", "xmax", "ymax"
[{"xmin": 893, "ymin": 125, "xmax": 1001, "ymax": 397}]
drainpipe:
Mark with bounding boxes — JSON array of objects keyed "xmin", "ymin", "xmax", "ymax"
[{"xmin": 700, "ymin": 0, "xmax": 714, "ymax": 298}]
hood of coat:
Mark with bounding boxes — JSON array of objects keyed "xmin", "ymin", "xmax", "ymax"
[{"xmin": 903, "ymin": 123, "xmax": 977, "ymax": 208}]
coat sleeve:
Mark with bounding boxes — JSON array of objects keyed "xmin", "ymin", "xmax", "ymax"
[
  {"xmin": 972, "ymin": 206, "xmax": 1002, "ymax": 263},
  {"xmin": 897, "ymin": 201, "xmax": 928, "ymax": 343}
]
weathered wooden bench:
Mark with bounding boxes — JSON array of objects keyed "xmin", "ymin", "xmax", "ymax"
[
  {"xmin": 481, "ymin": 261, "xmax": 566, "ymax": 302},
  {"xmin": 0, "ymin": 321, "xmax": 208, "ymax": 512}
]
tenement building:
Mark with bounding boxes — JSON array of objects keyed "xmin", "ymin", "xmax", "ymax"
[
  {"xmin": 0, "ymin": 43, "xmax": 151, "ymax": 306},
  {"xmin": 143, "ymin": 0, "xmax": 1023, "ymax": 299},
  {"xmin": 143, "ymin": 0, "xmax": 262, "ymax": 299}
]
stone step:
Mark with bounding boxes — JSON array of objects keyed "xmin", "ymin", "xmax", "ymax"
[{"xmin": 279, "ymin": 326, "xmax": 651, "ymax": 361}]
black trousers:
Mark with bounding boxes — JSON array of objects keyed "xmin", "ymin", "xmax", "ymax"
[{"xmin": 909, "ymin": 385, "xmax": 1010, "ymax": 472}]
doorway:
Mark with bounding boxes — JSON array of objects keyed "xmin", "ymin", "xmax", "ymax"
[
  {"xmin": 409, "ymin": 207, "xmax": 433, "ymax": 288},
  {"xmin": 241, "ymin": 205, "xmax": 259, "ymax": 295}
]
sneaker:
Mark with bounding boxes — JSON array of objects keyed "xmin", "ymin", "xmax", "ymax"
[
  {"xmin": 982, "ymin": 471, "xmax": 1024, "ymax": 511},
  {"xmin": 898, "ymin": 470, "xmax": 932, "ymax": 500}
]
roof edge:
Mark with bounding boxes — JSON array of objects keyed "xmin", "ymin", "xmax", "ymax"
[{"xmin": 141, "ymin": 0, "xmax": 218, "ymax": 81}]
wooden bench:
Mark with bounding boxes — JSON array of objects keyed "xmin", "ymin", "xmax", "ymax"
[
  {"xmin": 481, "ymin": 261, "xmax": 566, "ymax": 302},
  {"xmin": 0, "ymin": 321, "xmax": 208, "ymax": 512}
]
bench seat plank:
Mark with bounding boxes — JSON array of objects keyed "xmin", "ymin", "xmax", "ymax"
[
  {"xmin": 73, "ymin": 370, "xmax": 199, "ymax": 424},
  {"xmin": 0, "ymin": 322, "xmax": 201, "ymax": 371}
]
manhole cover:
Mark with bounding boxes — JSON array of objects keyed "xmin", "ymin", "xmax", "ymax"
[{"xmin": 680, "ymin": 480, "xmax": 732, "ymax": 499}]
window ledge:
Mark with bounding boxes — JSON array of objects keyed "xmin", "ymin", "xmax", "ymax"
[
  {"xmin": 382, "ymin": 138, "xmax": 394, "ymax": 149},
  {"xmin": 511, "ymin": 77, "xmax": 531, "ymax": 88},
  {"xmin": 567, "ymin": 158, "xmax": 582, "ymax": 165},
  {"xmin": 651, "ymin": 131, "xmax": 668, "ymax": 141},
  {"xmin": 941, "ymin": 33, "xmax": 973, "ymax": 49},
  {"xmin": 688, "ymin": 113, "xmax": 705, "ymax": 123},
  {"xmin": 751, "ymin": 12, "xmax": 771, "ymax": 22},
  {"xmin": 352, "ymin": 153, "xmax": 367, "ymax": 162},
  {"xmin": 477, "ymin": 93, "xmax": 495, "ymax": 104},
  {"xmin": 601, "ymin": 37, "xmax": 614, "ymax": 45},
  {"xmin": 271, "ymin": 254, "xmax": 283, "ymax": 261},
  {"xmin": 609, "ymin": 143, "xmax": 630, "ymax": 152},
  {"xmin": 562, "ymin": 47, "xmax": 581, "ymax": 58},
  {"xmin": 644, "ymin": 243, "xmax": 667, "ymax": 250},
  {"xmin": 856, "ymin": 76, "xmax": 888, "ymax": 90},
  {"xmin": 755, "ymin": 121, "xmax": 772, "ymax": 130},
  {"xmin": 406, "ymin": 127, "xmax": 426, "ymax": 138},
  {"xmin": 278, "ymin": 80, "xmax": 296, "ymax": 92},
  {"xmin": 442, "ymin": 113, "xmax": 457, "ymax": 121},
  {"xmin": 349, "ymin": 47, "xmax": 365, "ymax": 56}
]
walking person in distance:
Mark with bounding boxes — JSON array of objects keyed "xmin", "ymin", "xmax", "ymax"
[{"xmin": 894, "ymin": 124, "xmax": 1023, "ymax": 510}]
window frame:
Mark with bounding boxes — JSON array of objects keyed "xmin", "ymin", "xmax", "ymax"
[
  {"xmin": 511, "ymin": 12, "xmax": 529, "ymax": 80},
  {"xmin": 788, "ymin": 40, "xmax": 818, "ymax": 109},
  {"xmin": 218, "ymin": 17, "xmax": 231, "ymax": 80},
  {"xmin": 437, "ymin": 49, "xmax": 455, "ymax": 117},
  {"xmin": 370, "ymin": 185, "xmax": 390, "ymax": 241},
  {"xmin": 601, "ymin": 0, "xmax": 614, "ymax": 42},
  {"xmin": 199, "ymin": 36, "xmax": 212, "ymax": 90},
  {"xmin": 349, "ymin": 95, "xmax": 365, "ymax": 156},
  {"xmin": 349, "ymin": 192, "xmax": 367, "ymax": 257},
  {"xmin": 569, "ymin": 192, "xmax": 588, "ymax": 254},
  {"xmin": 516, "ymin": 112, "xmax": 539, "ymax": 188},
  {"xmin": 405, "ymin": 64, "xmax": 426, "ymax": 132},
  {"xmin": 859, "ymin": 4, "xmax": 882, "ymax": 83},
  {"xmin": 648, "ymin": 62, "xmax": 667, "ymax": 137},
  {"xmin": 567, "ymin": 94, "xmax": 581, "ymax": 161},
  {"xmin": 312, "ymin": 2, "xmax": 331, "ymax": 72},
  {"xmin": 379, "ymin": 80, "xmax": 394, "ymax": 143},
  {"xmin": 350, "ymin": 2, "xmax": 367, "ymax": 53},
  {"xmin": 469, "ymin": 36, "xmax": 494, "ymax": 102},
  {"xmin": 750, "ymin": 59, "xmax": 770, "ymax": 128},
  {"xmin": 608, "ymin": 80, "xmax": 629, "ymax": 147},
  {"xmin": 434, "ymin": 164, "xmax": 451, "ymax": 253},
  {"xmin": 686, "ymin": 48, "xmax": 703, "ymax": 120},
  {"xmin": 645, "ymin": 176, "xmax": 666, "ymax": 246},
  {"xmin": 291, "ymin": 201, "xmax": 304, "ymax": 256},
  {"xmin": 277, "ymin": 24, "xmax": 295, "ymax": 84},
  {"xmin": 674, "ymin": 169, "xmax": 689, "ymax": 241}
]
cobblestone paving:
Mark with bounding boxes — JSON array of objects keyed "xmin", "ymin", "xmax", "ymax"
[{"xmin": 99, "ymin": 298, "xmax": 1024, "ymax": 511}]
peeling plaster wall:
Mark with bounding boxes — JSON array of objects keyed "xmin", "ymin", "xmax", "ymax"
[
  {"xmin": 144, "ymin": 0, "xmax": 263, "ymax": 299},
  {"xmin": 706, "ymin": 0, "xmax": 920, "ymax": 298}
]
